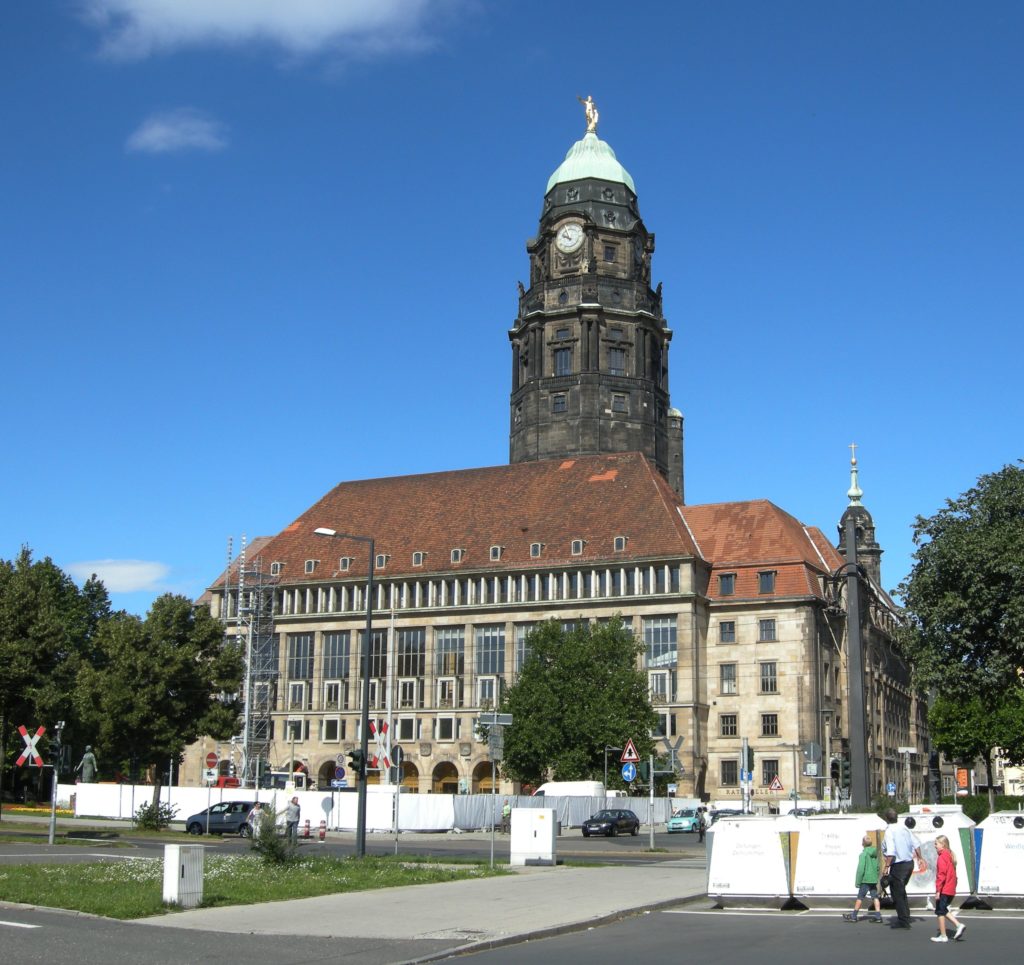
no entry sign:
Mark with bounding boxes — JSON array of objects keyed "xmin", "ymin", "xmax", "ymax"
[
  {"xmin": 16, "ymin": 725, "xmax": 46, "ymax": 767},
  {"xmin": 205, "ymin": 752, "xmax": 219, "ymax": 768}
]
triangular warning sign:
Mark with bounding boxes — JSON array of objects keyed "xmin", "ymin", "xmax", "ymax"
[
  {"xmin": 620, "ymin": 739, "xmax": 640, "ymax": 764},
  {"xmin": 769, "ymin": 775, "xmax": 784, "ymax": 792}
]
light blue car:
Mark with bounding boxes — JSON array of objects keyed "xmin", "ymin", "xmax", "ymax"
[{"xmin": 667, "ymin": 807, "xmax": 700, "ymax": 833}]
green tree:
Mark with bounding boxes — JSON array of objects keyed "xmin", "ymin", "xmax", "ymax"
[
  {"xmin": 75, "ymin": 594, "xmax": 242, "ymax": 800},
  {"xmin": 928, "ymin": 690, "xmax": 1024, "ymax": 812},
  {"xmin": 896, "ymin": 462, "xmax": 1024, "ymax": 699},
  {"xmin": 0, "ymin": 548, "xmax": 109, "ymax": 803},
  {"xmin": 499, "ymin": 618, "xmax": 658, "ymax": 786}
]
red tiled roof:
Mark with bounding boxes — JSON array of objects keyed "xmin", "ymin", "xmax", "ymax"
[
  {"xmin": 681, "ymin": 500, "xmax": 839, "ymax": 601},
  {"xmin": 211, "ymin": 453, "xmax": 700, "ymax": 588}
]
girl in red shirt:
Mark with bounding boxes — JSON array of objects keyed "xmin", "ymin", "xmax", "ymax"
[{"xmin": 931, "ymin": 834, "xmax": 966, "ymax": 943}]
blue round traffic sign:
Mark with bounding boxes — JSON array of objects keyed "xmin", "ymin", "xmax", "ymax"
[
  {"xmin": 621, "ymin": 762, "xmax": 637, "ymax": 783},
  {"xmin": 335, "ymin": 766, "xmax": 346, "ymax": 780}
]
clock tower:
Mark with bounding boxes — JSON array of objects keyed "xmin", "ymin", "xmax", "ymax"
[{"xmin": 509, "ymin": 103, "xmax": 683, "ymax": 498}]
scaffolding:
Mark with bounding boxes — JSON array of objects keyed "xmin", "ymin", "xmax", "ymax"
[{"xmin": 224, "ymin": 535, "xmax": 278, "ymax": 787}]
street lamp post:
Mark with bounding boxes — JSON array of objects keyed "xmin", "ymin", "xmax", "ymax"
[
  {"xmin": 604, "ymin": 746, "xmax": 622, "ymax": 792},
  {"xmin": 314, "ymin": 526, "xmax": 374, "ymax": 858}
]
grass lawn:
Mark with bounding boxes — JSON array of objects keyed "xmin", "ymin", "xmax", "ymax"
[{"xmin": 0, "ymin": 853, "xmax": 508, "ymax": 919}]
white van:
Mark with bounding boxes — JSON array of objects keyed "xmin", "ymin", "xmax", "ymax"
[{"xmin": 532, "ymin": 780, "xmax": 606, "ymax": 797}]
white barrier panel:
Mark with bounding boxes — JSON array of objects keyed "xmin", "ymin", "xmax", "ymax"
[
  {"xmin": 977, "ymin": 811, "xmax": 1024, "ymax": 905},
  {"xmin": 790, "ymin": 815, "xmax": 886, "ymax": 898},
  {"xmin": 899, "ymin": 806, "xmax": 975, "ymax": 899},
  {"xmin": 707, "ymin": 818, "xmax": 790, "ymax": 902}
]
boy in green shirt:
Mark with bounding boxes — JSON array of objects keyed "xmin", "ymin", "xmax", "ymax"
[{"xmin": 843, "ymin": 835, "xmax": 883, "ymax": 922}]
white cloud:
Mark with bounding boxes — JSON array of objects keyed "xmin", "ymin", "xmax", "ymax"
[
  {"xmin": 67, "ymin": 559, "xmax": 172, "ymax": 593},
  {"xmin": 84, "ymin": 0, "xmax": 441, "ymax": 59},
  {"xmin": 126, "ymin": 108, "xmax": 228, "ymax": 153}
]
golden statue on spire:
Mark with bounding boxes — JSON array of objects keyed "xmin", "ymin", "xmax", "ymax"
[{"xmin": 577, "ymin": 94, "xmax": 599, "ymax": 133}]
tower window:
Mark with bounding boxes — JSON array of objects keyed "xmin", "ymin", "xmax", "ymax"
[
  {"xmin": 552, "ymin": 393, "xmax": 567, "ymax": 413},
  {"xmin": 610, "ymin": 327, "xmax": 624, "ymax": 340},
  {"xmin": 611, "ymin": 393, "xmax": 627, "ymax": 413},
  {"xmin": 556, "ymin": 327, "xmax": 570, "ymax": 340},
  {"xmin": 558, "ymin": 290, "xmax": 568, "ymax": 304},
  {"xmin": 554, "ymin": 347, "xmax": 572, "ymax": 377},
  {"xmin": 603, "ymin": 244, "xmax": 616, "ymax": 262},
  {"xmin": 608, "ymin": 347, "xmax": 626, "ymax": 376}
]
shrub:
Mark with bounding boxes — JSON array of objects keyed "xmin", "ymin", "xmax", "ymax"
[
  {"xmin": 134, "ymin": 800, "xmax": 178, "ymax": 830},
  {"xmin": 248, "ymin": 808, "xmax": 295, "ymax": 865}
]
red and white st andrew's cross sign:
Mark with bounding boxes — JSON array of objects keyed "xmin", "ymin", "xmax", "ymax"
[{"xmin": 16, "ymin": 725, "xmax": 46, "ymax": 767}]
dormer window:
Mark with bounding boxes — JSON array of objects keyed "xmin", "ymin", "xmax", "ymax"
[
  {"xmin": 270, "ymin": 561, "xmax": 283, "ymax": 576},
  {"xmin": 490, "ymin": 545, "xmax": 503, "ymax": 561},
  {"xmin": 304, "ymin": 560, "xmax": 318, "ymax": 574},
  {"xmin": 451, "ymin": 548, "xmax": 465, "ymax": 564},
  {"xmin": 719, "ymin": 573, "xmax": 735, "ymax": 596},
  {"xmin": 758, "ymin": 571, "xmax": 776, "ymax": 594},
  {"xmin": 613, "ymin": 536, "xmax": 627, "ymax": 552},
  {"xmin": 338, "ymin": 557, "xmax": 353, "ymax": 572},
  {"xmin": 530, "ymin": 542, "xmax": 544, "ymax": 559},
  {"xmin": 571, "ymin": 539, "xmax": 585, "ymax": 556},
  {"xmin": 412, "ymin": 551, "xmax": 425, "ymax": 567},
  {"xmin": 374, "ymin": 554, "xmax": 388, "ymax": 570}
]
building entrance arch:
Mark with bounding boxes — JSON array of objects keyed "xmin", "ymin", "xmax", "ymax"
[
  {"xmin": 432, "ymin": 761, "xmax": 459, "ymax": 794},
  {"xmin": 472, "ymin": 761, "xmax": 496, "ymax": 793}
]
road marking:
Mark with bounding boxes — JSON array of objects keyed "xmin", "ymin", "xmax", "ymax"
[
  {"xmin": 663, "ymin": 908, "xmax": 1024, "ymax": 920},
  {"xmin": 0, "ymin": 920, "xmax": 41, "ymax": 929}
]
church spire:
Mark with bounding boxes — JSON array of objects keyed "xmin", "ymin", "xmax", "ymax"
[
  {"xmin": 847, "ymin": 442, "xmax": 863, "ymax": 506},
  {"xmin": 838, "ymin": 443, "xmax": 882, "ymax": 586}
]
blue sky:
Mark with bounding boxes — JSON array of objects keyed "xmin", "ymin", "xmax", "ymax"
[{"xmin": 3, "ymin": 2, "xmax": 1021, "ymax": 615}]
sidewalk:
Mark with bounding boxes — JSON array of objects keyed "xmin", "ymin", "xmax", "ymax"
[{"xmin": 135, "ymin": 859, "xmax": 707, "ymax": 959}]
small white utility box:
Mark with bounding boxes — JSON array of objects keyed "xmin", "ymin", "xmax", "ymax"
[
  {"xmin": 510, "ymin": 807, "xmax": 557, "ymax": 866},
  {"xmin": 163, "ymin": 844, "xmax": 204, "ymax": 908}
]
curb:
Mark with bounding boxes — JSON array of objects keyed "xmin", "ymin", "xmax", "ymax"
[{"xmin": 396, "ymin": 891, "xmax": 707, "ymax": 964}]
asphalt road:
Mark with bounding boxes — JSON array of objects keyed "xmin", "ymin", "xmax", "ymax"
[
  {"xmin": 0, "ymin": 905, "xmax": 452, "ymax": 965},
  {"xmin": 0, "ymin": 826, "xmax": 707, "ymax": 866},
  {"xmin": 460, "ymin": 905, "xmax": 1024, "ymax": 965},
  {"xmin": 3, "ymin": 901, "xmax": 1019, "ymax": 965}
]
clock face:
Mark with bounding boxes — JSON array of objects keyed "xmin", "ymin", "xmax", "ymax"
[{"xmin": 555, "ymin": 222, "xmax": 584, "ymax": 253}]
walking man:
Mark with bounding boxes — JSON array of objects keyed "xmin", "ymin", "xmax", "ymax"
[
  {"xmin": 881, "ymin": 808, "xmax": 925, "ymax": 929},
  {"xmin": 286, "ymin": 795, "xmax": 301, "ymax": 844}
]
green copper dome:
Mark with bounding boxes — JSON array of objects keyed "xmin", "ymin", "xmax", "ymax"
[{"xmin": 545, "ymin": 132, "xmax": 636, "ymax": 194}]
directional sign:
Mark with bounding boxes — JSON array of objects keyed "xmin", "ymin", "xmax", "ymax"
[
  {"xmin": 205, "ymin": 752, "xmax": 219, "ymax": 769},
  {"xmin": 768, "ymin": 774, "xmax": 784, "ymax": 792},
  {"xmin": 620, "ymin": 739, "xmax": 640, "ymax": 764},
  {"xmin": 478, "ymin": 712, "xmax": 513, "ymax": 727},
  {"xmin": 16, "ymin": 725, "xmax": 45, "ymax": 767},
  {"xmin": 330, "ymin": 779, "xmax": 348, "ymax": 789},
  {"xmin": 621, "ymin": 762, "xmax": 637, "ymax": 783},
  {"xmin": 886, "ymin": 781, "xmax": 897, "ymax": 796}
]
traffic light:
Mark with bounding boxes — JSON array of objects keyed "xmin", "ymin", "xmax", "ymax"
[
  {"xmin": 840, "ymin": 754, "xmax": 851, "ymax": 787},
  {"xmin": 745, "ymin": 745, "xmax": 754, "ymax": 772},
  {"xmin": 637, "ymin": 761, "xmax": 650, "ymax": 783},
  {"xmin": 348, "ymin": 748, "xmax": 366, "ymax": 778},
  {"xmin": 830, "ymin": 756, "xmax": 840, "ymax": 783}
]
